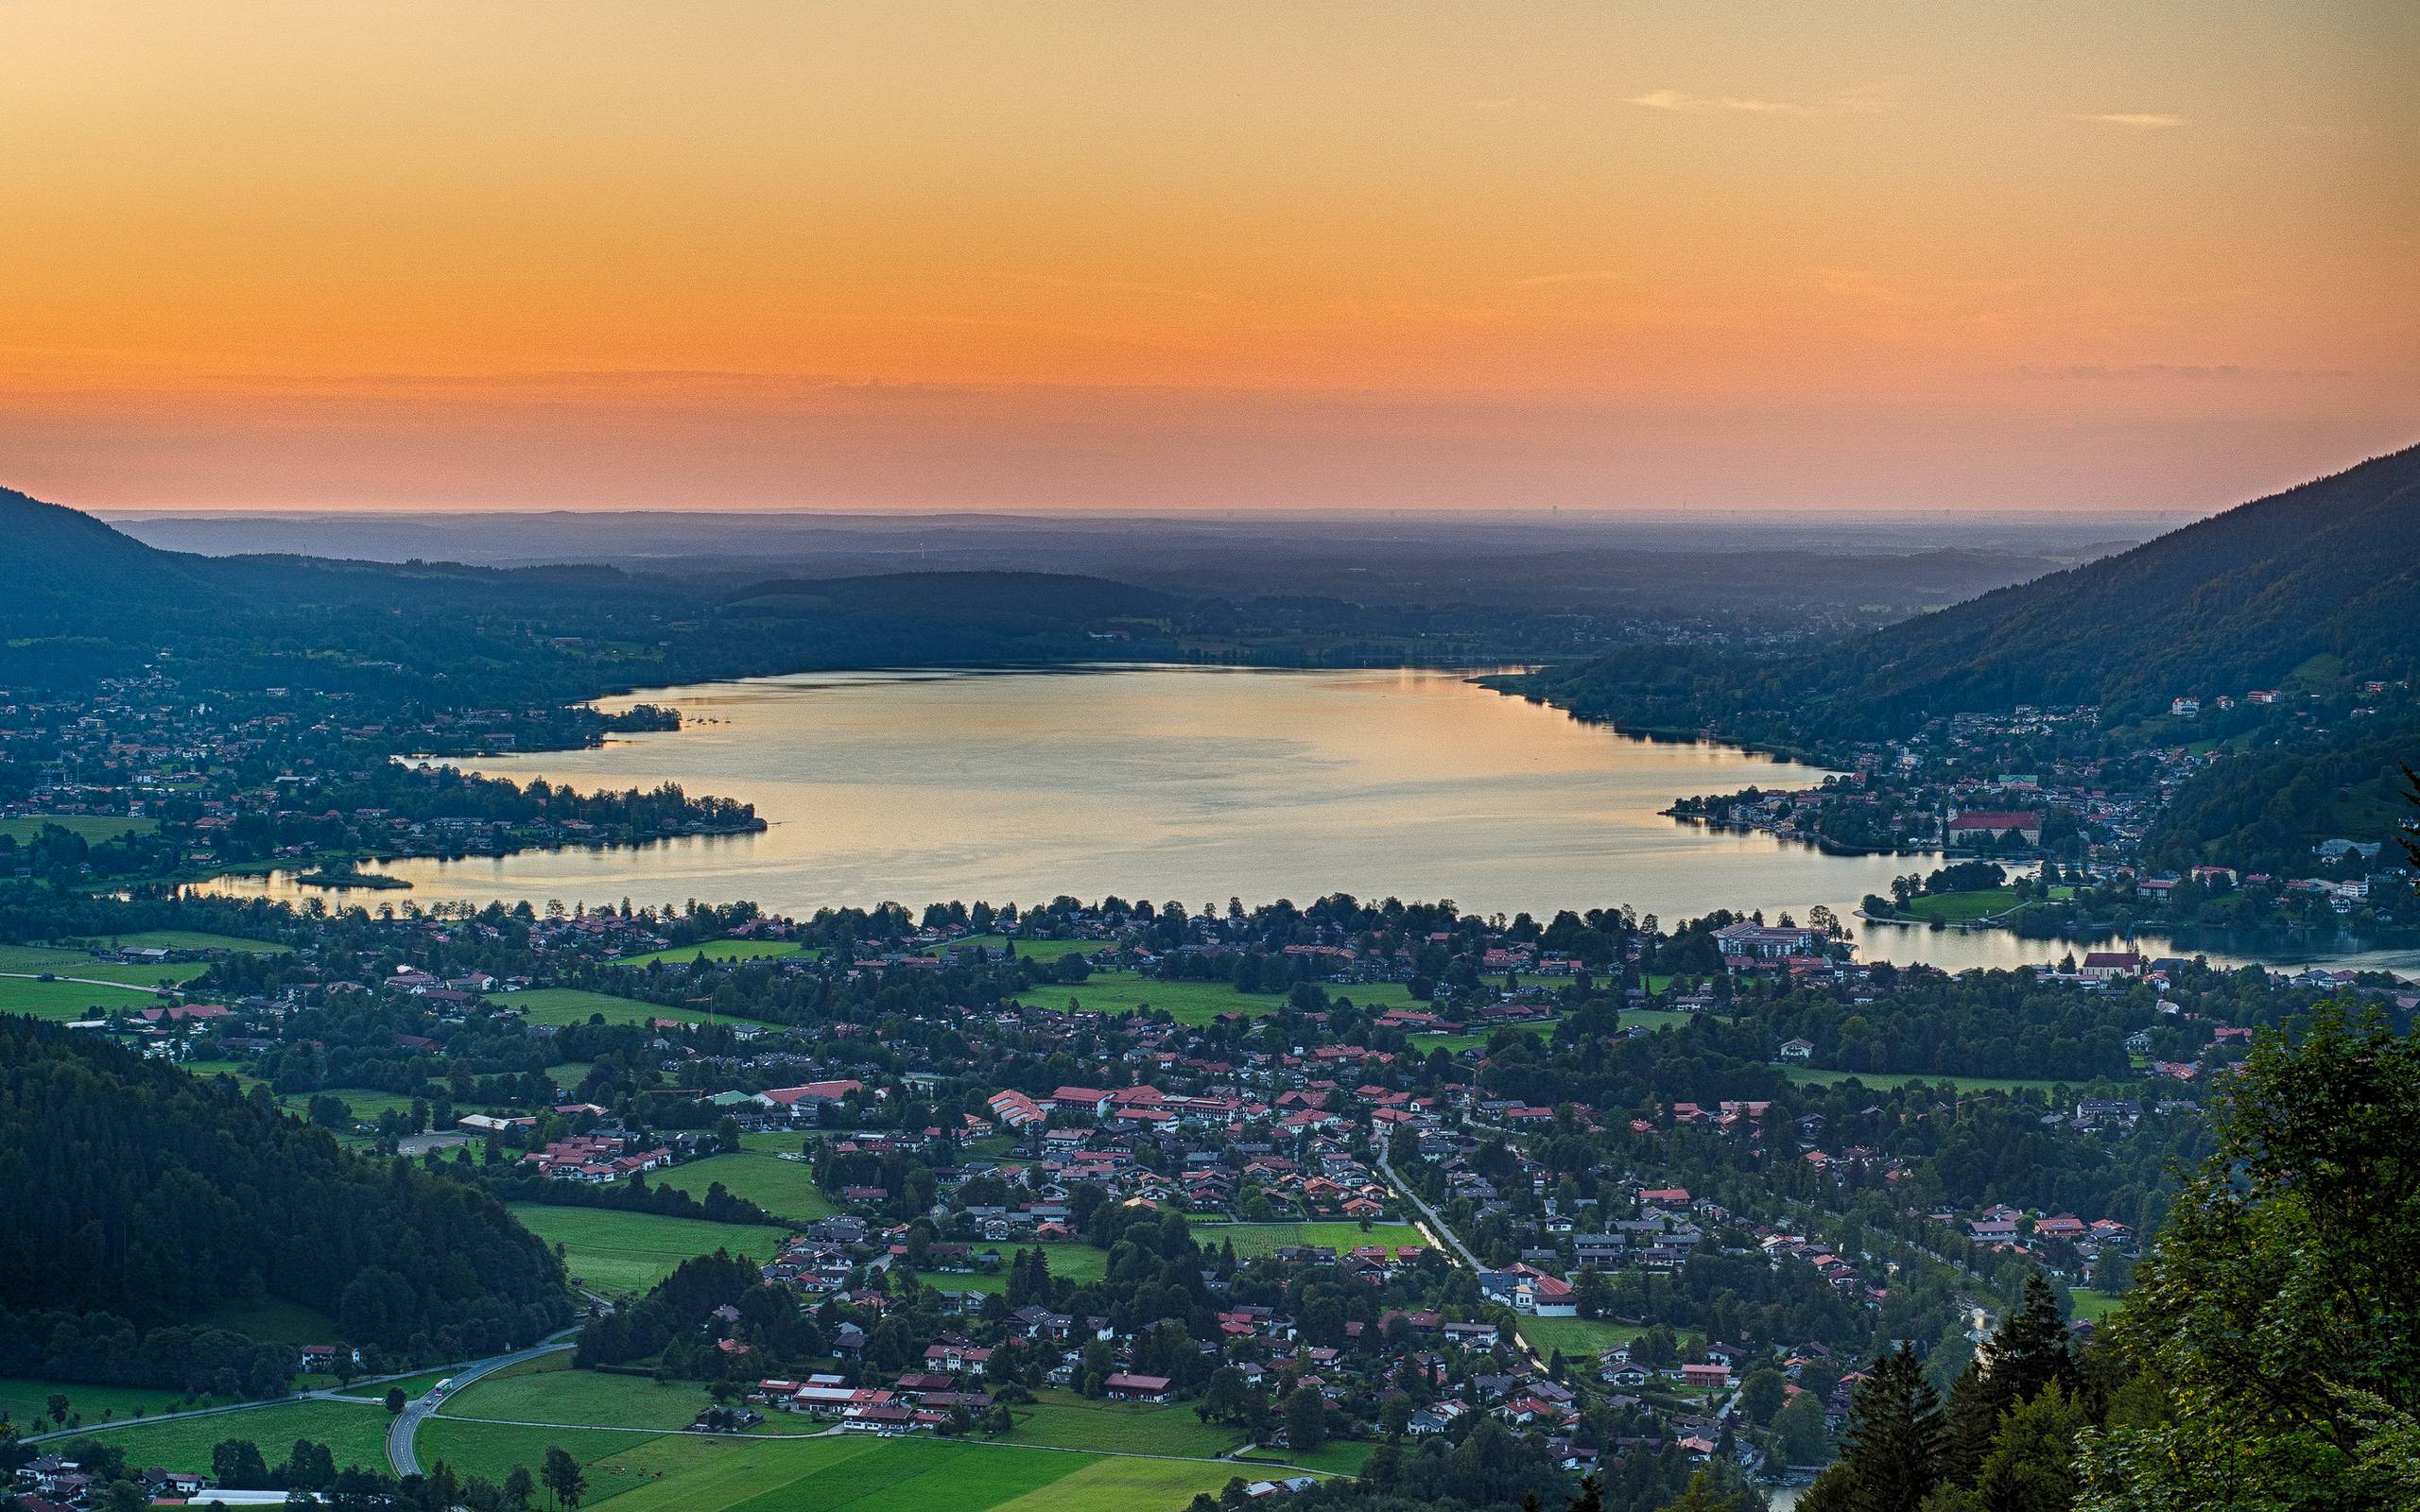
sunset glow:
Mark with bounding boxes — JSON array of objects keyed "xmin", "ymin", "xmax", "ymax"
[{"xmin": 4, "ymin": 0, "xmax": 2413, "ymax": 511}]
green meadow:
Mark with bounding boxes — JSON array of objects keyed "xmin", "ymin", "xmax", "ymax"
[
  {"xmin": 69, "ymin": 1398, "xmax": 391, "ymax": 1476},
  {"xmin": 647, "ymin": 1149, "xmax": 838, "ymax": 1222},
  {"xmin": 1513, "ymin": 1314, "xmax": 1646, "ymax": 1359},
  {"xmin": 505, "ymin": 1204, "xmax": 784, "ymax": 1297},
  {"xmin": 1188, "ymin": 1221, "xmax": 1425, "ymax": 1257},
  {"xmin": 0, "ymin": 815, "xmax": 158, "ymax": 844}
]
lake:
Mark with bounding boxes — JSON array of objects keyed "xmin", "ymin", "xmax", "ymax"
[{"xmin": 199, "ymin": 667, "xmax": 2365, "ymax": 972}]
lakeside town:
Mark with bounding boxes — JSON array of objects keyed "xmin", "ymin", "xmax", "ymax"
[{"xmin": 8, "ymin": 872, "xmax": 2404, "ymax": 1510}]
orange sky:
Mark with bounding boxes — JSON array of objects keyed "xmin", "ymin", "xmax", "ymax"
[{"xmin": 3, "ymin": 1, "xmax": 2414, "ymax": 511}]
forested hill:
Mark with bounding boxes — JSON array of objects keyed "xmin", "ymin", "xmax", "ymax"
[
  {"xmin": 1518, "ymin": 442, "xmax": 2420, "ymax": 741},
  {"xmin": 0, "ymin": 483, "xmax": 1188, "ymax": 698},
  {"xmin": 0, "ymin": 1020, "xmax": 569, "ymax": 1389},
  {"xmin": 1831, "ymin": 442, "xmax": 2420, "ymax": 725}
]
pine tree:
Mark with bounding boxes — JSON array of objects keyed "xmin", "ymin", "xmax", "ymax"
[{"xmin": 1804, "ymin": 1343, "xmax": 1945, "ymax": 1512}]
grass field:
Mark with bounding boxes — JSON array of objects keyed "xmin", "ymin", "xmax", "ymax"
[
  {"xmin": 648, "ymin": 1150, "xmax": 838, "ymax": 1222},
  {"xmin": 71, "ymin": 1398, "xmax": 390, "ymax": 1475},
  {"xmin": 506, "ymin": 1204, "xmax": 785, "ymax": 1297},
  {"xmin": 0, "ymin": 944, "xmax": 209, "ymax": 988},
  {"xmin": 1189, "ymin": 1221, "xmax": 1425, "ymax": 1257},
  {"xmin": 1624, "ymin": 1008, "xmax": 1722, "ymax": 1033},
  {"xmin": 610, "ymin": 939, "xmax": 821, "ymax": 969},
  {"xmin": 88, "ymin": 929, "xmax": 287, "ymax": 954},
  {"xmin": 910, "ymin": 1242, "xmax": 1111, "ymax": 1297},
  {"xmin": 996, "ymin": 1390, "xmax": 1245, "ymax": 1456},
  {"xmin": 1010, "ymin": 969, "xmax": 1436, "ymax": 1025},
  {"xmin": 0, "ymin": 815, "xmax": 158, "ymax": 844},
  {"xmin": 448, "ymin": 1358, "xmax": 725, "ymax": 1433},
  {"xmin": 1237, "ymin": 1438, "xmax": 1374, "ymax": 1475},
  {"xmin": 1513, "ymin": 1314, "xmax": 1646, "ymax": 1359},
  {"xmin": 580, "ymin": 1435, "xmax": 1240, "ymax": 1512},
  {"xmin": 0, "ymin": 975, "xmax": 166, "ymax": 1020},
  {"xmin": 1893, "ymin": 888, "xmax": 2024, "ymax": 925},
  {"xmin": 2067, "ymin": 1286, "xmax": 2127, "ymax": 1321},
  {"xmin": 948, "ymin": 936, "xmax": 1102, "ymax": 963},
  {"xmin": 0, "ymin": 1377, "xmax": 200, "ymax": 1433},
  {"xmin": 503, "ymin": 987, "xmax": 722, "ymax": 1027},
  {"xmin": 1779, "ymin": 1066, "xmax": 2088, "ymax": 1094},
  {"xmin": 1409, "ymin": 1016, "xmax": 1559, "ymax": 1055}
]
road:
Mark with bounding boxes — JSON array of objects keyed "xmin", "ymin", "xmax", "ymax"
[
  {"xmin": 1374, "ymin": 1148, "xmax": 1483, "ymax": 1270},
  {"xmin": 388, "ymin": 1334, "xmax": 579, "ymax": 1476}
]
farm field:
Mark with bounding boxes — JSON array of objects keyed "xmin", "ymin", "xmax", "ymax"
[
  {"xmin": 418, "ymin": 1418, "xmax": 682, "ymax": 1487},
  {"xmin": 1513, "ymin": 1314, "xmax": 1646, "ymax": 1359},
  {"xmin": 72, "ymin": 1398, "xmax": 390, "ymax": 1475},
  {"xmin": 648, "ymin": 1149, "xmax": 838, "ymax": 1222},
  {"xmin": 0, "ymin": 1377, "xmax": 199, "ymax": 1434},
  {"xmin": 996, "ymin": 1391, "xmax": 1244, "ymax": 1456},
  {"xmin": 502, "ymin": 987, "xmax": 720, "ymax": 1027},
  {"xmin": 506, "ymin": 1204, "xmax": 784, "ymax": 1297},
  {"xmin": 1189, "ymin": 1221, "xmax": 1426, "ymax": 1257},
  {"xmin": 1624, "ymin": 1008, "xmax": 1722, "ymax": 1033},
  {"xmin": 0, "ymin": 815, "xmax": 157, "ymax": 844},
  {"xmin": 0, "ymin": 975, "xmax": 164, "ymax": 1020},
  {"xmin": 579, "ymin": 1435, "xmax": 1239, "ymax": 1512},
  {"xmin": 611, "ymin": 939, "xmax": 821, "ymax": 968},
  {"xmin": 2068, "ymin": 1286, "xmax": 2126, "ymax": 1321}
]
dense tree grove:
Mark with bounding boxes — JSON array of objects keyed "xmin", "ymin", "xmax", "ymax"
[{"xmin": 0, "ymin": 1021, "xmax": 572, "ymax": 1391}]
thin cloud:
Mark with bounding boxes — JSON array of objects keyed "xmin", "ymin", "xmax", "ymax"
[
  {"xmin": 2071, "ymin": 112, "xmax": 2186, "ymax": 129},
  {"xmin": 1515, "ymin": 269, "xmax": 1628, "ymax": 287},
  {"xmin": 1626, "ymin": 83, "xmax": 1891, "ymax": 119}
]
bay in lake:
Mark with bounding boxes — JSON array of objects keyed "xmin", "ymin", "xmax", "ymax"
[{"xmin": 203, "ymin": 666, "xmax": 2333, "ymax": 972}]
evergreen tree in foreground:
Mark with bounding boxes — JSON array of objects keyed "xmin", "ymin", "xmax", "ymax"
[{"xmin": 1800, "ymin": 1343, "xmax": 1944, "ymax": 1512}]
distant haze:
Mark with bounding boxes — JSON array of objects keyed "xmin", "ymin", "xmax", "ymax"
[{"xmin": 4, "ymin": 2, "xmax": 2413, "ymax": 512}]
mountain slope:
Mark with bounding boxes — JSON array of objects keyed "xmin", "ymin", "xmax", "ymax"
[{"xmin": 1833, "ymin": 443, "xmax": 2420, "ymax": 723}]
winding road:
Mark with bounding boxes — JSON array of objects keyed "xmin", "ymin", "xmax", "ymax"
[{"xmin": 388, "ymin": 1334, "xmax": 580, "ymax": 1476}]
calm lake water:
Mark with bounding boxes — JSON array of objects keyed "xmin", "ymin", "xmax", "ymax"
[{"xmin": 203, "ymin": 667, "xmax": 2394, "ymax": 972}]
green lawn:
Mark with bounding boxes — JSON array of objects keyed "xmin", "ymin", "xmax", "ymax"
[
  {"xmin": 503, "ymin": 987, "xmax": 722, "ymax": 1027},
  {"xmin": 1780, "ymin": 1066, "xmax": 2090, "ymax": 1094},
  {"xmin": 1625, "ymin": 1008, "xmax": 1723, "ymax": 1032},
  {"xmin": 1189, "ymin": 1221, "xmax": 1425, "ymax": 1257},
  {"xmin": 996, "ymin": 1391, "xmax": 1245, "ymax": 1456},
  {"xmin": 0, "ymin": 976, "xmax": 166, "ymax": 1020},
  {"xmin": 1513, "ymin": 1314, "xmax": 1646, "ymax": 1359},
  {"xmin": 648, "ymin": 1150, "xmax": 838, "ymax": 1222},
  {"xmin": 948, "ymin": 936, "xmax": 1103, "ymax": 963},
  {"xmin": 84, "ymin": 929, "xmax": 287, "ymax": 954},
  {"xmin": 419, "ymin": 1418, "xmax": 681, "ymax": 1487},
  {"xmin": 1897, "ymin": 888, "xmax": 2023, "ymax": 925},
  {"xmin": 0, "ymin": 815, "xmax": 157, "ymax": 844},
  {"xmin": 446, "ymin": 1358, "xmax": 723, "ymax": 1432},
  {"xmin": 0, "ymin": 1378, "xmax": 201, "ymax": 1434},
  {"xmin": 610, "ymin": 939, "xmax": 821, "ymax": 969},
  {"xmin": 0, "ymin": 944, "xmax": 210, "ymax": 988},
  {"xmin": 1011, "ymin": 970, "xmax": 1431, "ymax": 1025},
  {"xmin": 2068, "ymin": 1287, "xmax": 2127, "ymax": 1322},
  {"xmin": 506, "ymin": 1204, "xmax": 785, "ymax": 1297},
  {"xmin": 69, "ymin": 1398, "xmax": 390, "ymax": 1475},
  {"xmin": 910, "ymin": 1242, "xmax": 1110, "ymax": 1297},
  {"xmin": 1237, "ymin": 1438, "xmax": 1374, "ymax": 1475},
  {"xmin": 1409, "ymin": 1017, "xmax": 1560, "ymax": 1056}
]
